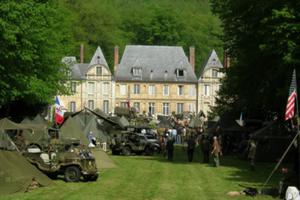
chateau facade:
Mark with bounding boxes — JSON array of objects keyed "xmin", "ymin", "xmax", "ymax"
[{"xmin": 59, "ymin": 45, "xmax": 224, "ymax": 116}]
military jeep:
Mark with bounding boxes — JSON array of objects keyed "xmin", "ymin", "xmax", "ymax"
[
  {"xmin": 23, "ymin": 141, "xmax": 99, "ymax": 182},
  {"xmin": 110, "ymin": 133, "xmax": 160, "ymax": 156}
]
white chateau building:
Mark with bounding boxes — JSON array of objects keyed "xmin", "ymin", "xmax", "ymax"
[{"xmin": 59, "ymin": 46, "xmax": 224, "ymax": 116}]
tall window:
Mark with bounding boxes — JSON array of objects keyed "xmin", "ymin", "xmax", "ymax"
[
  {"xmin": 212, "ymin": 69, "xmax": 218, "ymax": 78},
  {"xmin": 133, "ymin": 102, "xmax": 140, "ymax": 112},
  {"xmin": 96, "ymin": 66, "xmax": 102, "ymax": 76},
  {"xmin": 70, "ymin": 101, "xmax": 76, "ymax": 112},
  {"xmin": 177, "ymin": 103, "xmax": 184, "ymax": 114},
  {"xmin": 120, "ymin": 84, "xmax": 127, "ymax": 95},
  {"xmin": 148, "ymin": 102, "xmax": 155, "ymax": 115},
  {"xmin": 178, "ymin": 85, "xmax": 184, "ymax": 96},
  {"xmin": 148, "ymin": 85, "xmax": 156, "ymax": 95},
  {"xmin": 163, "ymin": 85, "xmax": 169, "ymax": 96},
  {"xmin": 189, "ymin": 85, "xmax": 196, "ymax": 96},
  {"xmin": 88, "ymin": 82, "xmax": 95, "ymax": 94},
  {"xmin": 204, "ymin": 85, "xmax": 210, "ymax": 96},
  {"xmin": 103, "ymin": 82, "xmax": 109, "ymax": 95},
  {"xmin": 133, "ymin": 84, "xmax": 140, "ymax": 94},
  {"xmin": 120, "ymin": 102, "xmax": 128, "ymax": 108},
  {"xmin": 71, "ymin": 82, "xmax": 76, "ymax": 93},
  {"xmin": 162, "ymin": 103, "xmax": 169, "ymax": 115},
  {"xmin": 189, "ymin": 103, "xmax": 196, "ymax": 113},
  {"xmin": 103, "ymin": 100, "xmax": 109, "ymax": 113},
  {"xmin": 88, "ymin": 100, "xmax": 94, "ymax": 110}
]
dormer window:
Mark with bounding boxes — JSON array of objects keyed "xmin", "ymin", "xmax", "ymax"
[
  {"xmin": 150, "ymin": 70, "xmax": 153, "ymax": 80},
  {"xmin": 176, "ymin": 69, "xmax": 184, "ymax": 77},
  {"xmin": 164, "ymin": 70, "xmax": 168, "ymax": 79},
  {"xmin": 132, "ymin": 67, "xmax": 142, "ymax": 76}
]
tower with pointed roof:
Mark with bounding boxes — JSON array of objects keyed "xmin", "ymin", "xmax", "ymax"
[
  {"xmin": 198, "ymin": 49, "xmax": 224, "ymax": 116},
  {"xmin": 59, "ymin": 46, "xmax": 114, "ymax": 113}
]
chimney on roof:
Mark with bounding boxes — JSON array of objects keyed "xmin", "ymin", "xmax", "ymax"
[
  {"xmin": 114, "ymin": 45, "xmax": 119, "ymax": 74},
  {"xmin": 223, "ymin": 49, "xmax": 230, "ymax": 69},
  {"xmin": 189, "ymin": 46, "xmax": 195, "ymax": 72},
  {"xmin": 80, "ymin": 44, "xmax": 84, "ymax": 64}
]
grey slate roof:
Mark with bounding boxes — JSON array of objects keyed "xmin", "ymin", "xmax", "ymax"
[
  {"xmin": 67, "ymin": 46, "xmax": 110, "ymax": 80},
  {"xmin": 89, "ymin": 46, "xmax": 108, "ymax": 68},
  {"xmin": 199, "ymin": 49, "xmax": 223, "ymax": 78},
  {"xmin": 115, "ymin": 45, "xmax": 197, "ymax": 83}
]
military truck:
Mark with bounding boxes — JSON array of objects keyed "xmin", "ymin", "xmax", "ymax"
[
  {"xmin": 23, "ymin": 140, "xmax": 99, "ymax": 182},
  {"xmin": 110, "ymin": 133, "xmax": 160, "ymax": 156}
]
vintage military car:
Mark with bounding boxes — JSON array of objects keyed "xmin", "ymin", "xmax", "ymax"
[
  {"xmin": 110, "ymin": 133, "xmax": 160, "ymax": 156},
  {"xmin": 23, "ymin": 140, "xmax": 99, "ymax": 182}
]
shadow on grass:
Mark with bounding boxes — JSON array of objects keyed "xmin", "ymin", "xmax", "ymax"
[{"xmin": 133, "ymin": 145, "xmax": 282, "ymax": 187}]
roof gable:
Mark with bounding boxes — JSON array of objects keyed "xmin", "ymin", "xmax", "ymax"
[
  {"xmin": 67, "ymin": 46, "xmax": 110, "ymax": 80},
  {"xmin": 89, "ymin": 46, "xmax": 108, "ymax": 68},
  {"xmin": 199, "ymin": 49, "xmax": 223, "ymax": 77}
]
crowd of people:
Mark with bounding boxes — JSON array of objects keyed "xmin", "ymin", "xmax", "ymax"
[
  {"xmin": 158, "ymin": 123, "xmax": 224, "ymax": 167},
  {"xmin": 157, "ymin": 120, "xmax": 256, "ymax": 170}
]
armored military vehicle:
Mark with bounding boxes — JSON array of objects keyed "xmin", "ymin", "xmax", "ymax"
[
  {"xmin": 110, "ymin": 133, "xmax": 160, "ymax": 156},
  {"xmin": 23, "ymin": 140, "xmax": 98, "ymax": 182}
]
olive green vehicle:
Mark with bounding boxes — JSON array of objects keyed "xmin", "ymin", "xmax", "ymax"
[
  {"xmin": 23, "ymin": 142, "xmax": 99, "ymax": 182},
  {"xmin": 110, "ymin": 133, "xmax": 160, "ymax": 156}
]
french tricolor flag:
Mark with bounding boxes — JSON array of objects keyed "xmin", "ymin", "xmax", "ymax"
[{"xmin": 55, "ymin": 96, "xmax": 64, "ymax": 124}]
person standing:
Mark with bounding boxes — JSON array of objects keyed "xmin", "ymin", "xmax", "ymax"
[
  {"xmin": 248, "ymin": 140, "xmax": 257, "ymax": 171},
  {"xmin": 211, "ymin": 136, "xmax": 222, "ymax": 167},
  {"xmin": 187, "ymin": 135, "xmax": 196, "ymax": 162},
  {"xmin": 200, "ymin": 133, "xmax": 210, "ymax": 163},
  {"xmin": 166, "ymin": 136, "xmax": 175, "ymax": 161}
]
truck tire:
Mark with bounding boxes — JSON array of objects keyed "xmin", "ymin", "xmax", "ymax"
[
  {"xmin": 144, "ymin": 146, "xmax": 153, "ymax": 156},
  {"xmin": 64, "ymin": 166, "xmax": 81, "ymax": 182},
  {"xmin": 122, "ymin": 146, "xmax": 131, "ymax": 156}
]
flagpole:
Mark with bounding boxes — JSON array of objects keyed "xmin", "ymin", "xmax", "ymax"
[{"xmin": 295, "ymin": 70, "xmax": 300, "ymax": 187}]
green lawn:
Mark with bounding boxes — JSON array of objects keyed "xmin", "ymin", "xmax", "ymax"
[{"xmin": 1, "ymin": 146, "xmax": 281, "ymax": 200}]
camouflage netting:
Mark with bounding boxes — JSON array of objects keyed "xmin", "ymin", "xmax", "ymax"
[{"xmin": 0, "ymin": 150, "xmax": 53, "ymax": 195}]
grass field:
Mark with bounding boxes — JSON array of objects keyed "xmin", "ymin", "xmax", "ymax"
[{"xmin": 1, "ymin": 146, "xmax": 281, "ymax": 200}]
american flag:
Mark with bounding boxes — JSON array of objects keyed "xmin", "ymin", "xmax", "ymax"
[{"xmin": 285, "ymin": 70, "xmax": 297, "ymax": 121}]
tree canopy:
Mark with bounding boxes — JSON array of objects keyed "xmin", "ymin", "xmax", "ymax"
[
  {"xmin": 0, "ymin": 0, "xmax": 74, "ymax": 117},
  {"xmin": 210, "ymin": 0, "xmax": 300, "ymax": 120},
  {"xmin": 61, "ymin": 0, "xmax": 222, "ymax": 75}
]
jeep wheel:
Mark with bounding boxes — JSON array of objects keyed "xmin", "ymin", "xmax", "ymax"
[
  {"xmin": 83, "ymin": 174, "xmax": 98, "ymax": 182},
  {"xmin": 64, "ymin": 166, "xmax": 81, "ymax": 182},
  {"xmin": 122, "ymin": 146, "xmax": 131, "ymax": 156},
  {"xmin": 144, "ymin": 146, "xmax": 153, "ymax": 156}
]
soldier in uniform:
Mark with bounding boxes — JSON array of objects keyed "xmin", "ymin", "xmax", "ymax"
[
  {"xmin": 166, "ymin": 136, "xmax": 175, "ymax": 161},
  {"xmin": 248, "ymin": 140, "xmax": 257, "ymax": 171},
  {"xmin": 200, "ymin": 133, "xmax": 210, "ymax": 163},
  {"xmin": 187, "ymin": 135, "xmax": 196, "ymax": 162},
  {"xmin": 211, "ymin": 136, "xmax": 222, "ymax": 167}
]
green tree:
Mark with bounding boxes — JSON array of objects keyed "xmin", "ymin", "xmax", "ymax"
[
  {"xmin": 210, "ymin": 0, "xmax": 300, "ymax": 120},
  {"xmin": 0, "ymin": 0, "xmax": 74, "ymax": 116}
]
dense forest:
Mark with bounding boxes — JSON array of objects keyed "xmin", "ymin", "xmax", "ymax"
[{"xmin": 60, "ymin": 0, "xmax": 223, "ymax": 76}]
